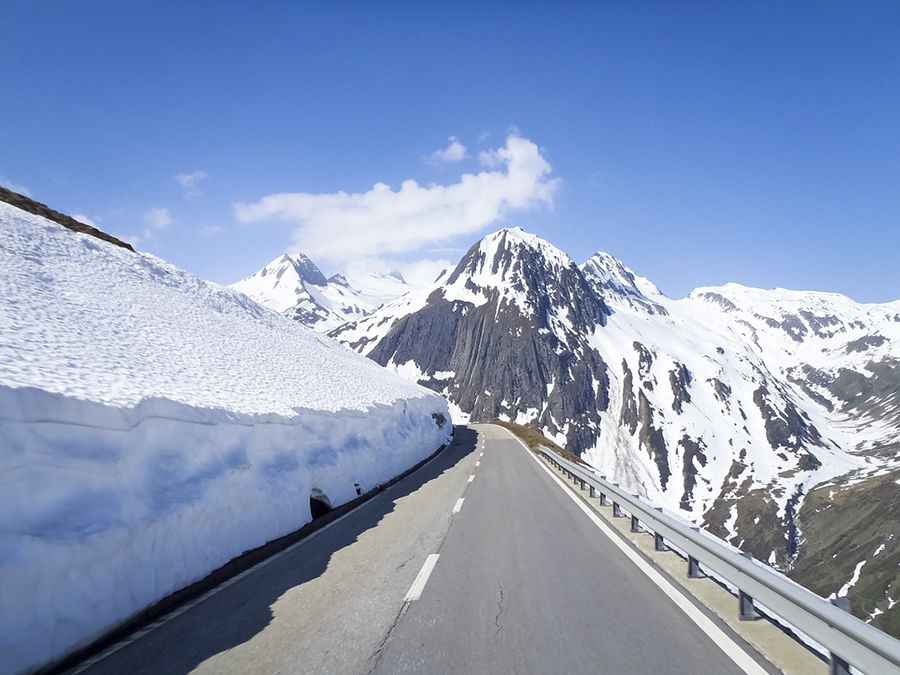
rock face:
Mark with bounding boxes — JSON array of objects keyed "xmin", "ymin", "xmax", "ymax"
[
  {"xmin": 230, "ymin": 253, "xmax": 411, "ymax": 331},
  {"xmin": 331, "ymin": 226, "xmax": 900, "ymax": 635},
  {"xmin": 333, "ymin": 228, "xmax": 612, "ymax": 450}
]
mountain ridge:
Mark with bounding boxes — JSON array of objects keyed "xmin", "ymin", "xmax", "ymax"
[{"xmin": 328, "ymin": 225, "xmax": 900, "ymax": 635}]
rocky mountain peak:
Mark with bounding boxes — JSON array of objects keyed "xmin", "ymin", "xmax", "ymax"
[
  {"xmin": 457, "ymin": 227, "xmax": 573, "ymax": 277},
  {"xmin": 581, "ymin": 251, "xmax": 666, "ymax": 315},
  {"xmin": 277, "ymin": 252, "xmax": 328, "ymax": 286},
  {"xmin": 440, "ymin": 227, "xmax": 585, "ymax": 319}
]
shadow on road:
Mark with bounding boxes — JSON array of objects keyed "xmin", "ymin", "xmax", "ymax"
[{"xmin": 81, "ymin": 426, "xmax": 480, "ymax": 675}]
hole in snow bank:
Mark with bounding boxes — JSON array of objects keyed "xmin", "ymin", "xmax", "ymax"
[{"xmin": 309, "ymin": 488, "xmax": 332, "ymax": 520}]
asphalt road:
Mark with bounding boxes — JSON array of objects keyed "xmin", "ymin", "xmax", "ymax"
[{"xmin": 75, "ymin": 424, "xmax": 769, "ymax": 675}]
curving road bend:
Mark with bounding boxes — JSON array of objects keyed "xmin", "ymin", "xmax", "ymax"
[{"xmin": 74, "ymin": 424, "xmax": 774, "ymax": 675}]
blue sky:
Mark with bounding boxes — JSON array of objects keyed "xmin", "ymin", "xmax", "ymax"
[{"xmin": 3, "ymin": 2, "xmax": 900, "ymax": 300}]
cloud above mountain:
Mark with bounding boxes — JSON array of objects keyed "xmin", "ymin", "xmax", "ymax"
[
  {"xmin": 428, "ymin": 136, "xmax": 467, "ymax": 163},
  {"xmin": 175, "ymin": 170, "xmax": 208, "ymax": 198},
  {"xmin": 233, "ymin": 134, "xmax": 559, "ymax": 264}
]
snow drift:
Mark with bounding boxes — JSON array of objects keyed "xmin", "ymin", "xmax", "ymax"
[{"xmin": 0, "ymin": 202, "xmax": 451, "ymax": 674}]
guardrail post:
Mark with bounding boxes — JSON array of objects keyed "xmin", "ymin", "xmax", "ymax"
[
  {"xmin": 738, "ymin": 551, "xmax": 761, "ymax": 620},
  {"xmin": 589, "ymin": 485, "xmax": 595, "ymax": 497},
  {"xmin": 599, "ymin": 492, "xmax": 608, "ymax": 506},
  {"xmin": 630, "ymin": 514, "xmax": 640, "ymax": 533},
  {"xmin": 829, "ymin": 655, "xmax": 850, "ymax": 675},
  {"xmin": 829, "ymin": 598, "xmax": 851, "ymax": 675},
  {"xmin": 688, "ymin": 556, "xmax": 704, "ymax": 579},
  {"xmin": 654, "ymin": 532, "xmax": 667, "ymax": 551},
  {"xmin": 739, "ymin": 590, "xmax": 760, "ymax": 621},
  {"xmin": 612, "ymin": 502, "xmax": 623, "ymax": 518}
]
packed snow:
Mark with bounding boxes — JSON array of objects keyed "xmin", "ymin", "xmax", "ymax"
[{"xmin": 0, "ymin": 202, "xmax": 451, "ymax": 674}]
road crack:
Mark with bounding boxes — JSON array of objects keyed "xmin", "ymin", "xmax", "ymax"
[
  {"xmin": 494, "ymin": 581, "xmax": 505, "ymax": 638},
  {"xmin": 366, "ymin": 602, "xmax": 409, "ymax": 675},
  {"xmin": 395, "ymin": 554, "xmax": 415, "ymax": 572}
]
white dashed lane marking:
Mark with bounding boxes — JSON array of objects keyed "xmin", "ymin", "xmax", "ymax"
[{"xmin": 404, "ymin": 554, "xmax": 440, "ymax": 602}]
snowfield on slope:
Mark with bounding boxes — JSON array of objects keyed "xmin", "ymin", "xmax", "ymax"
[{"xmin": 0, "ymin": 202, "xmax": 451, "ymax": 675}]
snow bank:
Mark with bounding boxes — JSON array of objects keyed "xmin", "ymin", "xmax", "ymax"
[{"xmin": 0, "ymin": 203, "xmax": 451, "ymax": 674}]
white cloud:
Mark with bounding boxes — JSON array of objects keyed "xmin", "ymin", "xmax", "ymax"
[
  {"xmin": 144, "ymin": 207, "xmax": 172, "ymax": 229},
  {"xmin": 478, "ymin": 148, "xmax": 502, "ymax": 168},
  {"xmin": 71, "ymin": 213, "xmax": 97, "ymax": 228},
  {"xmin": 234, "ymin": 134, "xmax": 559, "ymax": 264},
  {"xmin": 428, "ymin": 136, "xmax": 468, "ymax": 163},
  {"xmin": 175, "ymin": 170, "xmax": 208, "ymax": 197},
  {"xmin": 125, "ymin": 207, "xmax": 173, "ymax": 247}
]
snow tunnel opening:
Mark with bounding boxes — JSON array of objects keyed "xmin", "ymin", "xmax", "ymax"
[{"xmin": 309, "ymin": 488, "xmax": 333, "ymax": 520}]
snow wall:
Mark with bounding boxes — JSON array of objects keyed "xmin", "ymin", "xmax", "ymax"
[{"xmin": 0, "ymin": 202, "xmax": 451, "ymax": 674}]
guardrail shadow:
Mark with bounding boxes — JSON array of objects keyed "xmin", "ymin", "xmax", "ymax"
[{"xmin": 79, "ymin": 426, "xmax": 480, "ymax": 675}]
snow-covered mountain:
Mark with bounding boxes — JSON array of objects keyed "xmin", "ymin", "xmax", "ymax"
[
  {"xmin": 331, "ymin": 226, "xmax": 900, "ymax": 634},
  {"xmin": 331, "ymin": 227, "xmax": 611, "ymax": 444},
  {"xmin": 230, "ymin": 253, "xmax": 411, "ymax": 331}
]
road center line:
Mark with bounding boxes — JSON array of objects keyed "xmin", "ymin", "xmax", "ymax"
[
  {"xmin": 475, "ymin": 460, "xmax": 481, "ymax": 467},
  {"xmin": 404, "ymin": 554, "xmax": 440, "ymax": 603},
  {"xmin": 452, "ymin": 498, "xmax": 465, "ymax": 514},
  {"xmin": 468, "ymin": 475, "xmax": 475, "ymax": 483},
  {"xmin": 499, "ymin": 426, "xmax": 768, "ymax": 675}
]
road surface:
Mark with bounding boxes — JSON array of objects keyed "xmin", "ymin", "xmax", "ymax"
[{"xmin": 75, "ymin": 424, "xmax": 771, "ymax": 675}]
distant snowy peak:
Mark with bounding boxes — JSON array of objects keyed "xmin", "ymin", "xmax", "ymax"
[
  {"xmin": 581, "ymin": 251, "xmax": 667, "ymax": 315},
  {"xmin": 231, "ymin": 253, "xmax": 325, "ymax": 314},
  {"xmin": 231, "ymin": 252, "xmax": 413, "ymax": 332},
  {"xmin": 690, "ymin": 282, "xmax": 857, "ymax": 316},
  {"xmin": 687, "ymin": 282, "xmax": 900, "ymax": 349}
]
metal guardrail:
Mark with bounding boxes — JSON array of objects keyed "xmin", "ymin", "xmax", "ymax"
[{"xmin": 540, "ymin": 449, "xmax": 900, "ymax": 675}]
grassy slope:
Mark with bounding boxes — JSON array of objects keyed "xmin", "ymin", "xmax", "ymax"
[
  {"xmin": 792, "ymin": 469, "xmax": 900, "ymax": 637},
  {"xmin": 490, "ymin": 420, "xmax": 587, "ymax": 465}
]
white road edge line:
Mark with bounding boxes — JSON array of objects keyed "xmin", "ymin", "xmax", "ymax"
[
  {"xmin": 68, "ymin": 443, "xmax": 452, "ymax": 674},
  {"xmin": 499, "ymin": 427, "xmax": 768, "ymax": 675},
  {"xmin": 468, "ymin": 475, "xmax": 475, "ymax": 483},
  {"xmin": 404, "ymin": 554, "xmax": 440, "ymax": 603}
]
